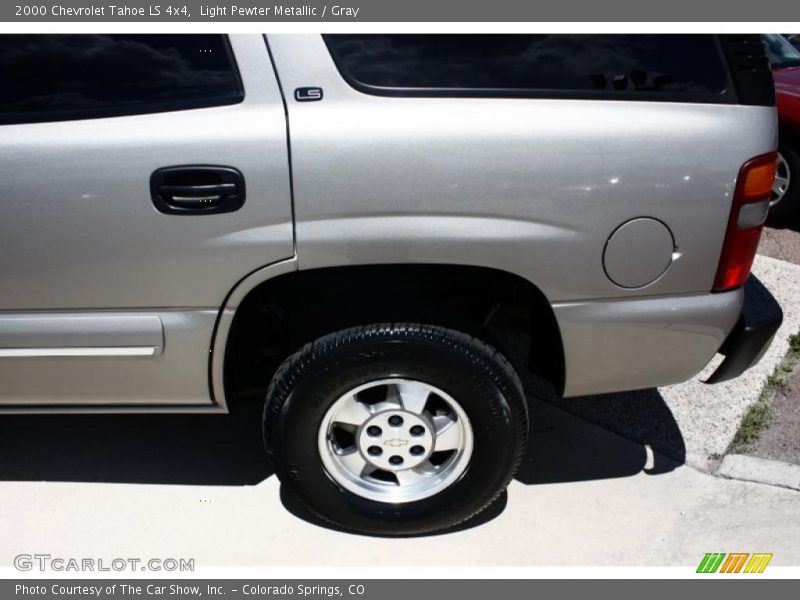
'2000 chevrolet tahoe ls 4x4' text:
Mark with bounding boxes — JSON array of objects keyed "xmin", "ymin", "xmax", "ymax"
[{"xmin": 0, "ymin": 34, "xmax": 784, "ymax": 534}]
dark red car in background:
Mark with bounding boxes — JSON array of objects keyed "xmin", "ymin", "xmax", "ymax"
[{"xmin": 764, "ymin": 34, "xmax": 800, "ymax": 217}]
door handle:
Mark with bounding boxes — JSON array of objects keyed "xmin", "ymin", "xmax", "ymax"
[
  {"xmin": 151, "ymin": 166, "xmax": 245, "ymax": 215},
  {"xmin": 159, "ymin": 183, "xmax": 237, "ymax": 208}
]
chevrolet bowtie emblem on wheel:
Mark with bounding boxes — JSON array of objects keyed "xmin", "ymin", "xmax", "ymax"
[{"xmin": 383, "ymin": 438, "xmax": 409, "ymax": 447}]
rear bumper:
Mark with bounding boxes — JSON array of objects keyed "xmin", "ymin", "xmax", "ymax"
[
  {"xmin": 554, "ymin": 287, "xmax": 744, "ymax": 397},
  {"xmin": 705, "ymin": 275, "xmax": 783, "ymax": 384}
]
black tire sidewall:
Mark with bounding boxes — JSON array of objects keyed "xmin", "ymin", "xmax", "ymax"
[{"xmin": 266, "ymin": 326, "xmax": 527, "ymax": 536}]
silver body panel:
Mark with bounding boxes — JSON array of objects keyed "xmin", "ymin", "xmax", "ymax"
[
  {"xmin": 0, "ymin": 310, "xmax": 216, "ymax": 406},
  {"xmin": 269, "ymin": 35, "xmax": 776, "ymax": 301},
  {"xmin": 0, "ymin": 34, "xmax": 779, "ymax": 411},
  {"xmin": 554, "ymin": 288, "xmax": 743, "ymax": 396},
  {"xmin": 0, "ymin": 313, "xmax": 164, "ymax": 351}
]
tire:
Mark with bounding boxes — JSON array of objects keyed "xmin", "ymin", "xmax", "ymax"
[
  {"xmin": 769, "ymin": 139, "xmax": 800, "ymax": 219},
  {"xmin": 263, "ymin": 323, "xmax": 528, "ymax": 536}
]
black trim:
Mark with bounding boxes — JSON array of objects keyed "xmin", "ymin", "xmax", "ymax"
[
  {"xmin": 150, "ymin": 165, "xmax": 245, "ymax": 216},
  {"xmin": 0, "ymin": 35, "xmax": 245, "ymax": 126},
  {"xmin": 263, "ymin": 34, "xmax": 297, "ymax": 252},
  {"xmin": 323, "ymin": 34, "xmax": 738, "ymax": 105},
  {"xmin": 717, "ymin": 34, "xmax": 776, "ymax": 107},
  {"xmin": 705, "ymin": 275, "xmax": 783, "ymax": 385}
]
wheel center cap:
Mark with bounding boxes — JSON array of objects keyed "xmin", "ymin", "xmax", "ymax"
[{"xmin": 357, "ymin": 410, "xmax": 434, "ymax": 471}]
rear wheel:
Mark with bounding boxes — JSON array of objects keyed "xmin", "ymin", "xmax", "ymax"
[{"xmin": 263, "ymin": 323, "xmax": 528, "ymax": 536}]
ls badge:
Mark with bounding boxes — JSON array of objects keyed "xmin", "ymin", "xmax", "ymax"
[{"xmin": 294, "ymin": 87, "xmax": 323, "ymax": 102}]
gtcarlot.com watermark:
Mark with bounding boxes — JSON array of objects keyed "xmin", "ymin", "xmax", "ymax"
[{"xmin": 14, "ymin": 553, "xmax": 194, "ymax": 572}]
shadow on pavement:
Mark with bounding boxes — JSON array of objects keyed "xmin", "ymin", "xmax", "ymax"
[
  {"xmin": 766, "ymin": 212, "xmax": 800, "ymax": 232},
  {"xmin": 0, "ymin": 380, "xmax": 685, "ymax": 535},
  {"xmin": 0, "ymin": 400, "xmax": 272, "ymax": 486},
  {"xmin": 0, "ymin": 387, "xmax": 683, "ymax": 485},
  {"xmin": 517, "ymin": 382, "xmax": 685, "ymax": 485}
]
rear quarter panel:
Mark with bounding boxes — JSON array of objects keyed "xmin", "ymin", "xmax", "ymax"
[{"xmin": 269, "ymin": 34, "xmax": 777, "ymax": 303}]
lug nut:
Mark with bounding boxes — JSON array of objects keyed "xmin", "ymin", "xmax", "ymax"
[
  {"xmin": 366, "ymin": 425, "xmax": 382, "ymax": 437},
  {"xmin": 367, "ymin": 446, "xmax": 382, "ymax": 456},
  {"xmin": 409, "ymin": 425, "xmax": 425, "ymax": 436},
  {"xmin": 388, "ymin": 415, "xmax": 404, "ymax": 427},
  {"xmin": 389, "ymin": 455, "xmax": 404, "ymax": 465},
  {"xmin": 410, "ymin": 445, "xmax": 425, "ymax": 456}
]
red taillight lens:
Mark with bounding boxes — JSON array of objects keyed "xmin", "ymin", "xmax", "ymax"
[{"xmin": 713, "ymin": 153, "xmax": 778, "ymax": 292}]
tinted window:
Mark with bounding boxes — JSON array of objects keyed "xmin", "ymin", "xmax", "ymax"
[
  {"xmin": 0, "ymin": 35, "xmax": 243, "ymax": 124},
  {"xmin": 325, "ymin": 34, "xmax": 729, "ymax": 100}
]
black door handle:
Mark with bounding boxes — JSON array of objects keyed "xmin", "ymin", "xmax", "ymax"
[
  {"xmin": 151, "ymin": 166, "xmax": 245, "ymax": 215},
  {"xmin": 159, "ymin": 183, "xmax": 237, "ymax": 208}
]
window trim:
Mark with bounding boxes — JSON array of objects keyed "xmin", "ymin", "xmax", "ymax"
[
  {"xmin": 323, "ymin": 34, "xmax": 737, "ymax": 105},
  {"xmin": 0, "ymin": 34, "xmax": 245, "ymax": 126}
]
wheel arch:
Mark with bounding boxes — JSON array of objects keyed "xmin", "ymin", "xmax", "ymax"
[{"xmin": 210, "ymin": 260, "xmax": 565, "ymax": 411}]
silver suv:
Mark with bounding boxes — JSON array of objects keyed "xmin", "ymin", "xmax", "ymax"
[{"xmin": 0, "ymin": 34, "xmax": 784, "ymax": 535}]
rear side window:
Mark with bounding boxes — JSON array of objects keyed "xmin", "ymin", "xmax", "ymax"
[
  {"xmin": 0, "ymin": 34, "xmax": 243, "ymax": 125},
  {"xmin": 325, "ymin": 34, "xmax": 732, "ymax": 102}
]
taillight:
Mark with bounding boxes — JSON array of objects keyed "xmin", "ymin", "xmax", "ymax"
[{"xmin": 713, "ymin": 152, "xmax": 778, "ymax": 292}]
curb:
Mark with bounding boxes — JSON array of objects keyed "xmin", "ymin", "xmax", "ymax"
[
  {"xmin": 657, "ymin": 254, "xmax": 800, "ymax": 471},
  {"xmin": 717, "ymin": 453, "xmax": 800, "ymax": 492}
]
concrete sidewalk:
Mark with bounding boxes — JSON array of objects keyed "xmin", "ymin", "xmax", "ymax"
[
  {"xmin": 664, "ymin": 255, "xmax": 800, "ymax": 469},
  {"xmin": 1, "ymin": 400, "xmax": 799, "ymax": 567}
]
